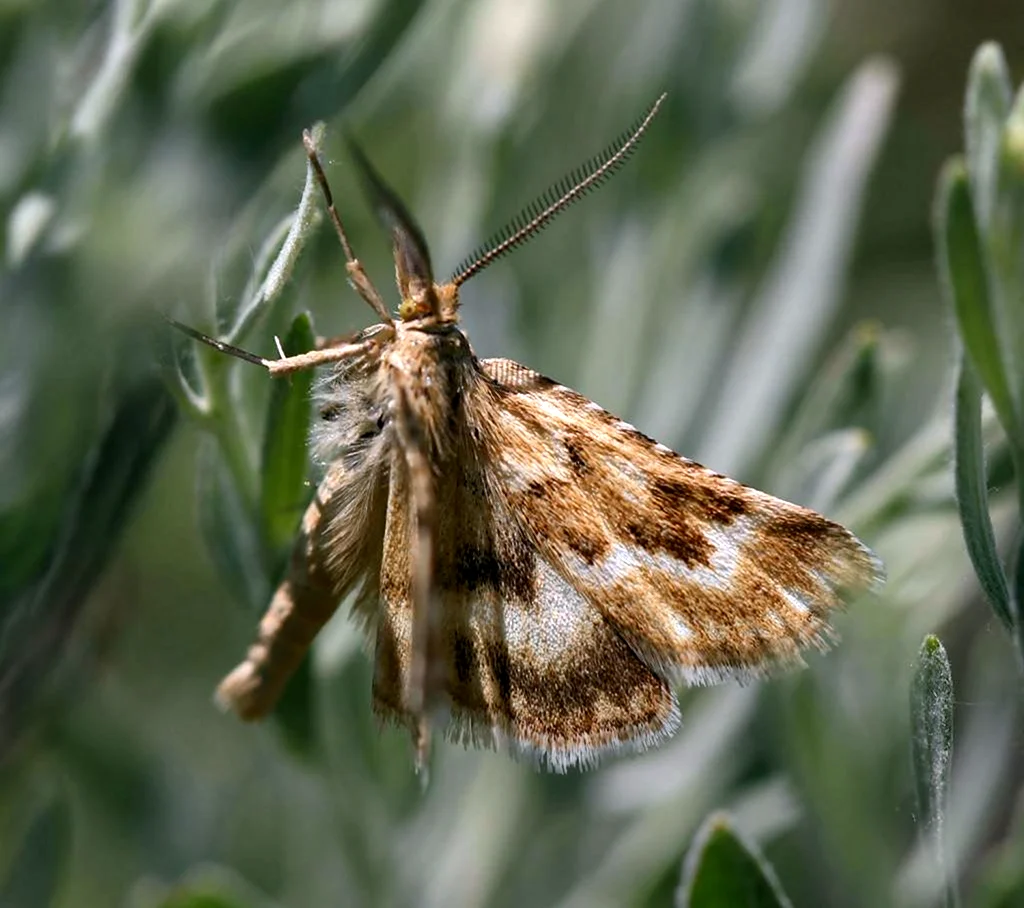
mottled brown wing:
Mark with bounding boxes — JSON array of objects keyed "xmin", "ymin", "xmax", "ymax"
[
  {"xmin": 469, "ymin": 358, "xmax": 883, "ymax": 689},
  {"xmin": 372, "ymin": 435, "xmax": 680, "ymax": 772}
]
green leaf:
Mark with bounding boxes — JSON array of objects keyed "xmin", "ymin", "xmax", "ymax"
[
  {"xmin": 136, "ymin": 863, "xmax": 279, "ymax": 908},
  {"xmin": 0, "ymin": 791, "xmax": 71, "ymax": 908},
  {"xmin": 988, "ymin": 85, "xmax": 1024, "ymax": 442},
  {"xmin": 935, "ymin": 158, "xmax": 1021, "ymax": 447},
  {"xmin": 965, "ymin": 42, "xmax": 1013, "ymax": 233},
  {"xmin": 153, "ymin": 890, "xmax": 249, "ymax": 908},
  {"xmin": 910, "ymin": 635, "xmax": 958, "ymax": 908},
  {"xmin": 676, "ymin": 812, "xmax": 792, "ymax": 908},
  {"xmin": 258, "ymin": 313, "xmax": 317, "ymax": 755},
  {"xmin": 954, "ymin": 353, "xmax": 1012, "ymax": 628},
  {"xmin": 260, "ymin": 311, "xmax": 316, "ymax": 555},
  {"xmin": 196, "ymin": 437, "xmax": 270, "ymax": 612}
]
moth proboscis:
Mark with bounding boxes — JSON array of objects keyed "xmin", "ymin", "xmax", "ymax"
[{"xmin": 173, "ymin": 93, "xmax": 883, "ymax": 774}]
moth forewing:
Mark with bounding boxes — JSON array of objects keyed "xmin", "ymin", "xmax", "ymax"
[{"xmin": 178, "ymin": 93, "xmax": 883, "ymax": 774}]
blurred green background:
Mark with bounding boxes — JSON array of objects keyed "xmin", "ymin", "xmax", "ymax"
[{"xmin": 2, "ymin": 1, "xmax": 1024, "ymax": 906}]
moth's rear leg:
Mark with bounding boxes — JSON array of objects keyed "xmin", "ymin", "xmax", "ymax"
[
  {"xmin": 216, "ymin": 459, "xmax": 388, "ymax": 720},
  {"xmin": 216, "ymin": 497, "xmax": 342, "ymax": 719}
]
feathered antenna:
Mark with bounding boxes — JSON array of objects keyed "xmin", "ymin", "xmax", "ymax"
[{"xmin": 449, "ymin": 93, "xmax": 667, "ymax": 288}]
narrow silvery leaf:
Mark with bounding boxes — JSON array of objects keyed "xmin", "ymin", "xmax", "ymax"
[
  {"xmin": 910, "ymin": 635, "xmax": 958, "ymax": 908},
  {"xmin": 226, "ymin": 132, "xmax": 324, "ymax": 346},
  {"xmin": 698, "ymin": 58, "xmax": 898, "ymax": 476},
  {"xmin": 676, "ymin": 812, "xmax": 792, "ymax": 908},
  {"xmin": 965, "ymin": 42, "xmax": 1013, "ymax": 233},
  {"xmin": 777, "ymin": 428, "xmax": 871, "ymax": 514},
  {"xmin": 953, "ymin": 353, "xmax": 1012, "ymax": 629}
]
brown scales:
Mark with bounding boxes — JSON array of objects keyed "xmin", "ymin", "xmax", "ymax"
[{"xmin": 177, "ymin": 93, "xmax": 883, "ymax": 774}]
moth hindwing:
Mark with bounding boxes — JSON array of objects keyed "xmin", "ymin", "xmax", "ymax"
[{"xmin": 175, "ymin": 94, "xmax": 883, "ymax": 774}]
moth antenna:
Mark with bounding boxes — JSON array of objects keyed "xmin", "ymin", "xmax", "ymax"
[
  {"xmin": 165, "ymin": 315, "xmax": 267, "ymax": 367},
  {"xmin": 450, "ymin": 92, "xmax": 667, "ymax": 288}
]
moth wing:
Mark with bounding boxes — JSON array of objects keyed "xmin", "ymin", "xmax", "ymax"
[
  {"xmin": 472, "ymin": 358, "xmax": 883, "ymax": 688},
  {"xmin": 373, "ymin": 438, "xmax": 679, "ymax": 772}
]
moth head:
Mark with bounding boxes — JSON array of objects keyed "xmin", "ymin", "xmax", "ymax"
[
  {"xmin": 347, "ymin": 92, "xmax": 666, "ymax": 325},
  {"xmin": 346, "ymin": 137, "xmax": 452, "ymax": 324}
]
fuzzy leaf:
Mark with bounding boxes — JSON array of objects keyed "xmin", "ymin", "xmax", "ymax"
[
  {"xmin": 954, "ymin": 353, "xmax": 1012, "ymax": 628},
  {"xmin": 965, "ymin": 42, "xmax": 1013, "ymax": 233},
  {"xmin": 676, "ymin": 812, "xmax": 792, "ymax": 908},
  {"xmin": 910, "ymin": 635, "xmax": 957, "ymax": 908}
]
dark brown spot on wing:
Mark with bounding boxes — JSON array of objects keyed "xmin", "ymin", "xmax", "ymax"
[
  {"xmin": 763, "ymin": 509, "xmax": 835, "ymax": 545},
  {"xmin": 623, "ymin": 516, "xmax": 713, "ymax": 568},
  {"xmin": 439, "ymin": 544, "xmax": 502, "ymax": 593},
  {"xmin": 651, "ymin": 474, "xmax": 750, "ymax": 525},
  {"xmin": 564, "ymin": 435, "xmax": 590, "ymax": 476},
  {"xmin": 560, "ymin": 524, "xmax": 610, "ymax": 564}
]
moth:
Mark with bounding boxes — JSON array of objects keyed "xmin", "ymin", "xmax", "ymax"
[{"xmin": 173, "ymin": 94, "xmax": 882, "ymax": 773}]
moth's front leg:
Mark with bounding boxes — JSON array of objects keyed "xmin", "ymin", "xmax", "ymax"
[{"xmin": 390, "ymin": 378, "xmax": 440, "ymax": 775}]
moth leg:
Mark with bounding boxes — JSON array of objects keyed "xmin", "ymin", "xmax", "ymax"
[
  {"xmin": 265, "ymin": 336, "xmax": 387, "ymax": 376},
  {"xmin": 302, "ymin": 130, "xmax": 393, "ymax": 326},
  {"xmin": 165, "ymin": 316, "xmax": 385, "ymax": 377},
  {"xmin": 216, "ymin": 474, "xmax": 344, "ymax": 719},
  {"xmin": 391, "ymin": 379, "xmax": 439, "ymax": 775}
]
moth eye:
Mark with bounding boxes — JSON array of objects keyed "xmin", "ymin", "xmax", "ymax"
[{"xmin": 320, "ymin": 404, "xmax": 341, "ymax": 421}]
